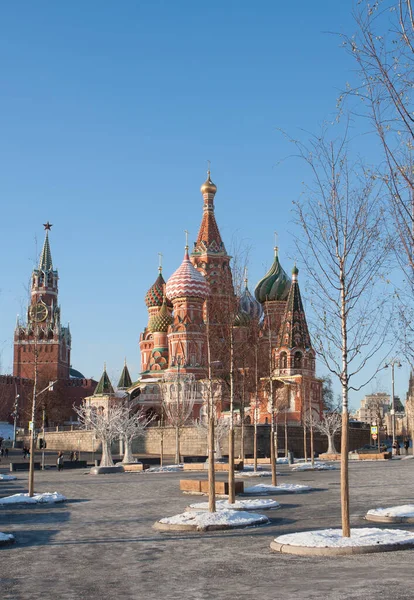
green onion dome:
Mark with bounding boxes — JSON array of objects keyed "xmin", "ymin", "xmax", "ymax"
[
  {"xmin": 254, "ymin": 249, "xmax": 291, "ymax": 304},
  {"xmin": 148, "ymin": 297, "xmax": 173, "ymax": 333}
]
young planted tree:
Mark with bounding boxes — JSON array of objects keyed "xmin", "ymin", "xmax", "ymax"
[
  {"xmin": 292, "ymin": 128, "xmax": 391, "ymax": 536},
  {"xmin": 75, "ymin": 401, "xmax": 123, "ymax": 467},
  {"xmin": 160, "ymin": 372, "xmax": 197, "ymax": 465},
  {"xmin": 342, "ymin": 0, "xmax": 414, "ymax": 360}
]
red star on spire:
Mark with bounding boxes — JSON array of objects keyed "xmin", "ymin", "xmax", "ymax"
[{"xmin": 43, "ymin": 221, "xmax": 53, "ymax": 231}]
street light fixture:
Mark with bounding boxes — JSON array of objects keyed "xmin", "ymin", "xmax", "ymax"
[{"xmin": 384, "ymin": 360, "xmax": 402, "ymax": 445}]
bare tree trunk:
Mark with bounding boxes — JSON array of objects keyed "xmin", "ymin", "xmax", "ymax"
[
  {"xmin": 340, "ymin": 268, "xmax": 350, "ymax": 537},
  {"xmin": 254, "ymin": 347, "xmax": 258, "ymax": 472},
  {"xmin": 101, "ymin": 439, "xmax": 114, "ymax": 467},
  {"xmin": 327, "ymin": 433, "xmax": 337, "ymax": 455},
  {"xmin": 122, "ymin": 437, "xmax": 134, "ymax": 463},
  {"xmin": 206, "ymin": 304, "xmax": 216, "ymax": 513},
  {"xmin": 228, "ymin": 327, "xmax": 235, "ymax": 504},
  {"xmin": 303, "ymin": 423, "xmax": 308, "ymax": 462},
  {"xmin": 160, "ymin": 427, "xmax": 164, "ymax": 467},
  {"xmin": 175, "ymin": 425, "xmax": 180, "ymax": 465},
  {"xmin": 284, "ymin": 410, "xmax": 288, "ymax": 457}
]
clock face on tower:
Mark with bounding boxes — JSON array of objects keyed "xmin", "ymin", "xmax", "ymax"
[{"xmin": 30, "ymin": 302, "xmax": 48, "ymax": 323}]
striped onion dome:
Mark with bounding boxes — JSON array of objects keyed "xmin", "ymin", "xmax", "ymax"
[
  {"xmin": 148, "ymin": 296, "xmax": 173, "ymax": 333},
  {"xmin": 254, "ymin": 248, "xmax": 291, "ymax": 304},
  {"xmin": 166, "ymin": 249, "xmax": 209, "ymax": 301}
]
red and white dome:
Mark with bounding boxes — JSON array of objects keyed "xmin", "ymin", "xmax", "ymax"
[{"xmin": 166, "ymin": 250, "xmax": 209, "ymax": 301}]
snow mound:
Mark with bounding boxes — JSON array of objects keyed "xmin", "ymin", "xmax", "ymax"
[
  {"xmin": 275, "ymin": 528, "xmax": 414, "ymax": 548},
  {"xmin": 244, "ymin": 483, "xmax": 312, "ymax": 495},
  {"xmin": 239, "ymin": 465, "xmax": 268, "ymax": 471},
  {"xmin": 0, "ymin": 532, "xmax": 14, "ymax": 542},
  {"xmin": 0, "ymin": 475, "xmax": 17, "ymax": 481},
  {"xmin": 0, "ymin": 492, "xmax": 66, "ymax": 505},
  {"xmin": 236, "ymin": 471, "xmax": 273, "ymax": 478},
  {"xmin": 291, "ymin": 462, "xmax": 336, "ymax": 472},
  {"xmin": 159, "ymin": 509, "xmax": 268, "ymax": 530},
  {"xmin": 146, "ymin": 465, "xmax": 183, "ymax": 473},
  {"xmin": 367, "ymin": 505, "xmax": 414, "ymax": 518},
  {"xmin": 188, "ymin": 499, "xmax": 281, "ymax": 511},
  {"xmin": 276, "ymin": 457, "xmax": 289, "ymax": 464}
]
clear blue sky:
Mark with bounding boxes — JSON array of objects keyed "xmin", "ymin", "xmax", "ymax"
[{"xmin": 0, "ymin": 1, "xmax": 409, "ymax": 408}]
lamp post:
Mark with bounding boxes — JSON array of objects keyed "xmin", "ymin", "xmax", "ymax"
[
  {"xmin": 12, "ymin": 392, "xmax": 20, "ymax": 448},
  {"xmin": 384, "ymin": 360, "xmax": 402, "ymax": 445}
]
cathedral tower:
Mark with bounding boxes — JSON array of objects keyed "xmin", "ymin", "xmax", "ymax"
[
  {"xmin": 191, "ymin": 170, "xmax": 234, "ymax": 302},
  {"xmin": 13, "ymin": 223, "xmax": 71, "ymax": 381}
]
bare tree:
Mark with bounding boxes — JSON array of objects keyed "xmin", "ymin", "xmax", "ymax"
[
  {"xmin": 117, "ymin": 401, "xmax": 153, "ymax": 464},
  {"xmin": 341, "ymin": 0, "xmax": 414, "ymax": 361},
  {"xmin": 160, "ymin": 372, "xmax": 197, "ymax": 465},
  {"xmin": 75, "ymin": 401, "xmax": 123, "ymax": 467},
  {"xmin": 313, "ymin": 409, "xmax": 342, "ymax": 454},
  {"xmin": 292, "ymin": 127, "xmax": 391, "ymax": 536}
]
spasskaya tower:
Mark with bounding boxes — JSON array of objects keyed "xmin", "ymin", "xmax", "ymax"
[{"xmin": 13, "ymin": 222, "xmax": 71, "ymax": 381}]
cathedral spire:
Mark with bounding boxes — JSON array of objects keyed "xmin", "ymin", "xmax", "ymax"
[
  {"xmin": 276, "ymin": 266, "xmax": 311, "ymax": 350},
  {"xmin": 117, "ymin": 360, "xmax": 132, "ymax": 390},
  {"xmin": 193, "ymin": 168, "xmax": 225, "ymax": 255},
  {"xmin": 39, "ymin": 224, "xmax": 53, "ymax": 272},
  {"xmin": 94, "ymin": 365, "xmax": 115, "ymax": 396}
]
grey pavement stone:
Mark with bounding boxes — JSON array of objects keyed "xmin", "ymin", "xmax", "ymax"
[{"xmin": 0, "ymin": 460, "xmax": 414, "ymax": 600}]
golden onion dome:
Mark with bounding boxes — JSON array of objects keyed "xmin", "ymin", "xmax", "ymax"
[{"xmin": 200, "ymin": 170, "xmax": 217, "ymax": 195}]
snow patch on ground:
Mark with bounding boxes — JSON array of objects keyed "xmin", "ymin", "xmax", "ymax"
[
  {"xmin": 236, "ymin": 470, "xmax": 274, "ymax": 478},
  {"xmin": 367, "ymin": 505, "xmax": 414, "ymax": 518},
  {"xmin": 0, "ymin": 474, "xmax": 17, "ymax": 481},
  {"xmin": 0, "ymin": 532, "xmax": 14, "ymax": 542},
  {"xmin": 159, "ymin": 509, "xmax": 269, "ymax": 530},
  {"xmin": 244, "ymin": 483, "xmax": 312, "ymax": 495},
  {"xmin": 0, "ymin": 492, "xmax": 66, "ymax": 505},
  {"xmin": 275, "ymin": 528, "xmax": 414, "ymax": 548},
  {"xmin": 291, "ymin": 462, "xmax": 336, "ymax": 472},
  {"xmin": 276, "ymin": 457, "xmax": 289, "ymax": 464},
  {"xmin": 146, "ymin": 465, "xmax": 183, "ymax": 473},
  {"xmin": 188, "ymin": 498, "xmax": 281, "ymax": 511}
]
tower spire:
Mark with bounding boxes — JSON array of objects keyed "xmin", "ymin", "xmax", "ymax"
[{"xmin": 39, "ymin": 224, "xmax": 53, "ymax": 272}]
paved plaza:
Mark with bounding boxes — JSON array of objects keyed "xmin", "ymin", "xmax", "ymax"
[{"xmin": 1, "ymin": 459, "xmax": 414, "ymax": 600}]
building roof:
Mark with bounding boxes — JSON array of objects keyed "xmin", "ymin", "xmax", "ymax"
[
  {"xmin": 145, "ymin": 271, "xmax": 169, "ymax": 308},
  {"xmin": 38, "ymin": 231, "xmax": 53, "ymax": 272},
  {"xmin": 193, "ymin": 171, "xmax": 226, "ymax": 256},
  {"xmin": 234, "ymin": 279, "xmax": 263, "ymax": 326},
  {"xmin": 94, "ymin": 367, "xmax": 115, "ymax": 396},
  {"xmin": 166, "ymin": 248, "xmax": 209, "ymax": 301},
  {"xmin": 117, "ymin": 362, "xmax": 132, "ymax": 389},
  {"xmin": 148, "ymin": 296, "xmax": 173, "ymax": 332},
  {"xmin": 254, "ymin": 248, "xmax": 291, "ymax": 303},
  {"xmin": 276, "ymin": 267, "xmax": 312, "ymax": 350}
]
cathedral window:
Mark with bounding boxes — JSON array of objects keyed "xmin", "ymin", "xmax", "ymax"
[
  {"xmin": 294, "ymin": 351, "xmax": 302, "ymax": 368},
  {"xmin": 280, "ymin": 352, "xmax": 287, "ymax": 369}
]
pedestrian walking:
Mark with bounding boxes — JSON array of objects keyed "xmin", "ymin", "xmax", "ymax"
[
  {"xmin": 4, "ymin": 448, "xmax": 8, "ymax": 458},
  {"xmin": 57, "ymin": 452, "xmax": 64, "ymax": 471},
  {"xmin": 404, "ymin": 439, "xmax": 410, "ymax": 455},
  {"xmin": 69, "ymin": 451, "xmax": 74, "ymax": 462}
]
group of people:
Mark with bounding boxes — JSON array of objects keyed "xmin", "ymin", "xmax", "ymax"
[
  {"xmin": 0, "ymin": 439, "xmax": 9, "ymax": 459},
  {"xmin": 56, "ymin": 450, "xmax": 79, "ymax": 471},
  {"xmin": 392, "ymin": 439, "xmax": 410, "ymax": 455}
]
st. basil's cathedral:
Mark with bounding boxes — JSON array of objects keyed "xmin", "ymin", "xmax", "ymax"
[{"xmin": 129, "ymin": 171, "xmax": 322, "ymax": 425}]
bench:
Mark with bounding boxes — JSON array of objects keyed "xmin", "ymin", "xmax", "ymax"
[
  {"xmin": 180, "ymin": 479, "xmax": 244, "ymax": 495},
  {"xmin": 10, "ymin": 462, "xmax": 41, "ymax": 472},
  {"xmin": 122, "ymin": 463, "xmax": 149, "ymax": 472},
  {"xmin": 183, "ymin": 461, "xmax": 244, "ymax": 472}
]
